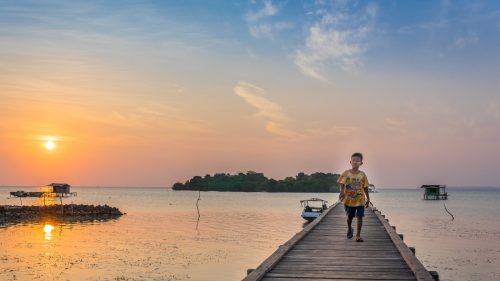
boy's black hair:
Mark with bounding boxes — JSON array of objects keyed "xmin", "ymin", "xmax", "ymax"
[{"xmin": 351, "ymin": 152, "xmax": 363, "ymax": 161}]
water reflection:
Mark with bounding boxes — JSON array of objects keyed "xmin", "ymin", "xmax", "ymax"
[
  {"xmin": 39, "ymin": 195, "xmax": 59, "ymax": 206},
  {"xmin": 43, "ymin": 224, "xmax": 54, "ymax": 240},
  {"xmin": 2, "ymin": 188, "xmax": 497, "ymax": 281}
]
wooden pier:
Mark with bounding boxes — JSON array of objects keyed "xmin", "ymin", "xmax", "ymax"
[{"xmin": 244, "ymin": 202, "xmax": 438, "ymax": 281}]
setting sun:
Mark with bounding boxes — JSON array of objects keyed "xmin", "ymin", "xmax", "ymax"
[{"xmin": 44, "ymin": 140, "xmax": 56, "ymax": 150}]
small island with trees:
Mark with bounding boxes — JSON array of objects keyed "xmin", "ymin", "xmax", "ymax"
[{"xmin": 171, "ymin": 171, "xmax": 341, "ymax": 192}]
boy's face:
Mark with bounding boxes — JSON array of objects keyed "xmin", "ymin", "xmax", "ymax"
[{"xmin": 350, "ymin": 156, "xmax": 363, "ymax": 169}]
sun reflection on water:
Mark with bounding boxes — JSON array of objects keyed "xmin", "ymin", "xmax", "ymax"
[{"xmin": 43, "ymin": 224, "xmax": 54, "ymax": 240}]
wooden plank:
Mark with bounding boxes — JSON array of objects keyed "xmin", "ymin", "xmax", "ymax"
[
  {"xmin": 306, "ymin": 235, "xmax": 390, "ymax": 238},
  {"xmin": 244, "ymin": 202, "xmax": 433, "ymax": 281},
  {"xmin": 289, "ymin": 248, "xmax": 400, "ymax": 253},
  {"xmin": 277, "ymin": 259, "xmax": 407, "ymax": 264},
  {"xmin": 300, "ymin": 239, "xmax": 393, "ymax": 242},
  {"xmin": 281, "ymin": 256, "xmax": 404, "ymax": 261},
  {"xmin": 285, "ymin": 253, "xmax": 402, "ymax": 258},
  {"xmin": 287, "ymin": 248, "xmax": 399, "ymax": 252},
  {"xmin": 242, "ymin": 202, "xmax": 341, "ymax": 281},
  {"xmin": 371, "ymin": 208, "xmax": 435, "ymax": 281},
  {"xmin": 272, "ymin": 265, "xmax": 411, "ymax": 271},
  {"xmin": 262, "ymin": 276, "xmax": 416, "ymax": 281},
  {"xmin": 265, "ymin": 272, "xmax": 416, "ymax": 280},
  {"xmin": 284, "ymin": 252, "xmax": 401, "ymax": 256},
  {"xmin": 302, "ymin": 239, "xmax": 394, "ymax": 242},
  {"xmin": 262, "ymin": 278, "xmax": 411, "ymax": 281},
  {"xmin": 292, "ymin": 246, "xmax": 398, "ymax": 250},
  {"xmin": 293, "ymin": 244, "xmax": 398, "ymax": 249},
  {"xmin": 301, "ymin": 238, "xmax": 395, "ymax": 242},
  {"xmin": 308, "ymin": 230, "xmax": 390, "ymax": 233},
  {"xmin": 268, "ymin": 270, "xmax": 415, "ymax": 277}
]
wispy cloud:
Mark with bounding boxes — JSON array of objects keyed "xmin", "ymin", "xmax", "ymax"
[
  {"xmin": 234, "ymin": 82, "xmax": 285, "ymax": 122},
  {"xmin": 294, "ymin": 2, "xmax": 377, "ymax": 81},
  {"xmin": 244, "ymin": 0, "xmax": 292, "ymax": 39},
  {"xmin": 453, "ymin": 33, "xmax": 479, "ymax": 49},
  {"xmin": 383, "ymin": 117, "xmax": 407, "ymax": 134},
  {"xmin": 234, "ymin": 81, "xmax": 357, "ymax": 139},
  {"xmin": 384, "ymin": 117, "xmax": 405, "ymax": 127},
  {"xmin": 245, "ymin": 0, "xmax": 278, "ymax": 22},
  {"xmin": 234, "ymin": 81, "xmax": 300, "ymax": 138},
  {"xmin": 249, "ymin": 21, "xmax": 293, "ymax": 39}
]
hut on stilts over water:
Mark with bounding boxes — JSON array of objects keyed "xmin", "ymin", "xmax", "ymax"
[
  {"xmin": 421, "ymin": 184, "xmax": 448, "ymax": 200},
  {"xmin": 10, "ymin": 183, "xmax": 77, "ymax": 206}
]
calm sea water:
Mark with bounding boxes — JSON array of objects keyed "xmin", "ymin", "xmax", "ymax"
[{"xmin": 0, "ymin": 187, "xmax": 499, "ymax": 281}]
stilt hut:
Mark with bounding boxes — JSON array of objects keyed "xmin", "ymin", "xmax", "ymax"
[
  {"xmin": 48, "ymin": 183, "xmax": 72, "ymax": 194},
  {"xmin": 421, "ymin": 185, "xmax": 448, "ymax": 200},
  {"xmin": 10, "ymin": 183, "xmax": 77, "ymax": 206}
]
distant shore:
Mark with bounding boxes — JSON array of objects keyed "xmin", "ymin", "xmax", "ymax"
[{"xmin": 171, "ymin": 171, "xmax": 341, "ymax": 192}]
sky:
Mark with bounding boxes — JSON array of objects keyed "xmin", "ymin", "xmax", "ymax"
[{"xmin": 1, "ymin": 0, "xmax": 500, "ymax": 187}]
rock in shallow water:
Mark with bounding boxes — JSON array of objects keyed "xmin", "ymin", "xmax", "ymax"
[{"xmin": 0, "ymin": 204, "xmax": 124, "ymax": 225}]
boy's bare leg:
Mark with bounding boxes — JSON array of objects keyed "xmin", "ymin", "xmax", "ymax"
[
  {"xmin": 356, "ymin": 216, "xmax": 363, "ymax": 238},
  {"xmin": 347, "ymin": 216, "xmax": 354, "ymax": 238},
  {"xmin": 347, "ymin": 216, "xmax": 353, "ymax": 230}
]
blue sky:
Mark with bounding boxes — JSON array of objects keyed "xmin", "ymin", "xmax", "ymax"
[
  {"xmin": 2, "ymin": 0, "xmax": 499, "ymax": 82},
  {"xmin": 1, "ymin": 0, "xmax": 500, "ymax": 187}
]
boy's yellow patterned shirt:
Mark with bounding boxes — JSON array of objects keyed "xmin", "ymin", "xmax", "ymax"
[{"xmin": 337, "ymin": 170, "xmax": 369, "ymax": 207}]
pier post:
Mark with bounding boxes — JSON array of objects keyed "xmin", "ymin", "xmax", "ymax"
[
  {"xmin": 59, "ymin": 194, "xmax": 63, "ymax": 216},
  {"xmin": 429, "ymin": 271, "xmax": 439, "ymax": 281}
]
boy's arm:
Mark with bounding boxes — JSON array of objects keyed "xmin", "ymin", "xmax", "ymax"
[
  {"xmin": 337, "ymin": 172, "xmax": 346, "ymax": 201},
  {"xmin": 363, "ymin": 174, "xmax": 370, "ymax": 207},
  {"xmin": 339, "ymin": 184, "xmax": 345, "ymax": 201},
  {"xmin": 364, "ymin": 186, "xmax": 370, "ymax": 207}
]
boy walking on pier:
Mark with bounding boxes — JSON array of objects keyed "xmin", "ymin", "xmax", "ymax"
[{"xmin": 338, "ymin": 152, "xmax": 370, "ymax": 242}]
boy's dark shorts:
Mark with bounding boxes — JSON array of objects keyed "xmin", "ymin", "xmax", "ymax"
[{"xmin": 344, "ymin": 205, "xmax": 365, "ymax": 217}]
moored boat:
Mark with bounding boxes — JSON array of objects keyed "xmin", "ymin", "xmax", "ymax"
[
  {"xmin": 300, "ymin": 198, "xmax": 328, "ymax": 222},
  {"xmin": 368, "ymin": 184, "xmax": 378, "ymax": 193}
]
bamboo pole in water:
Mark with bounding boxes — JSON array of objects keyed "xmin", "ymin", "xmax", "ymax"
[
  {"xmin": 444, "ymin": 203, "xmax": 454, "ymax": 220},
  {"xmin": 196, "ymin": 191, "xmax": 201, "ymax": 218}
]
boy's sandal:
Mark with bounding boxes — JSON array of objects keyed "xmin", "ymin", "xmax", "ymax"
[
  {"xmin": 347, "ymin": 228, "xmax": 353, "ymax": 239},
  {"xmin": 355, "ymin": 237, "xmax": 364, "ymax": 242}
]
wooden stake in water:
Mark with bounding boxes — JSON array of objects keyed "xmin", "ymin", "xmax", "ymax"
[
  {"xmin": 196, "ymin": 190, "xmax": 201, "ymax": 218},
  {"xmin": 444, "ymin": 203, "xmax": 454, "ymax": 220},
  {"xmin": 196, "ymin": 191, "xmax": 201, "ymax": 230},
  {"xmin": 60, "ymin": 194, "xmax": 63, "ymax": 216}
]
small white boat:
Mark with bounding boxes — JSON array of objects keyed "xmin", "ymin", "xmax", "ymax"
[
  {"xmin": 300, "ymin": 198, "xmax": 328, "ymax": 222},
  {"xmin": 368, "ymin": 184, "xmax": 378, "ymax": 193}
]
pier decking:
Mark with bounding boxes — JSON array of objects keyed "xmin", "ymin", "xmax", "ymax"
[{"xmin": 244, "ymin": 202, "xmax": 436, "ymax": 281}]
